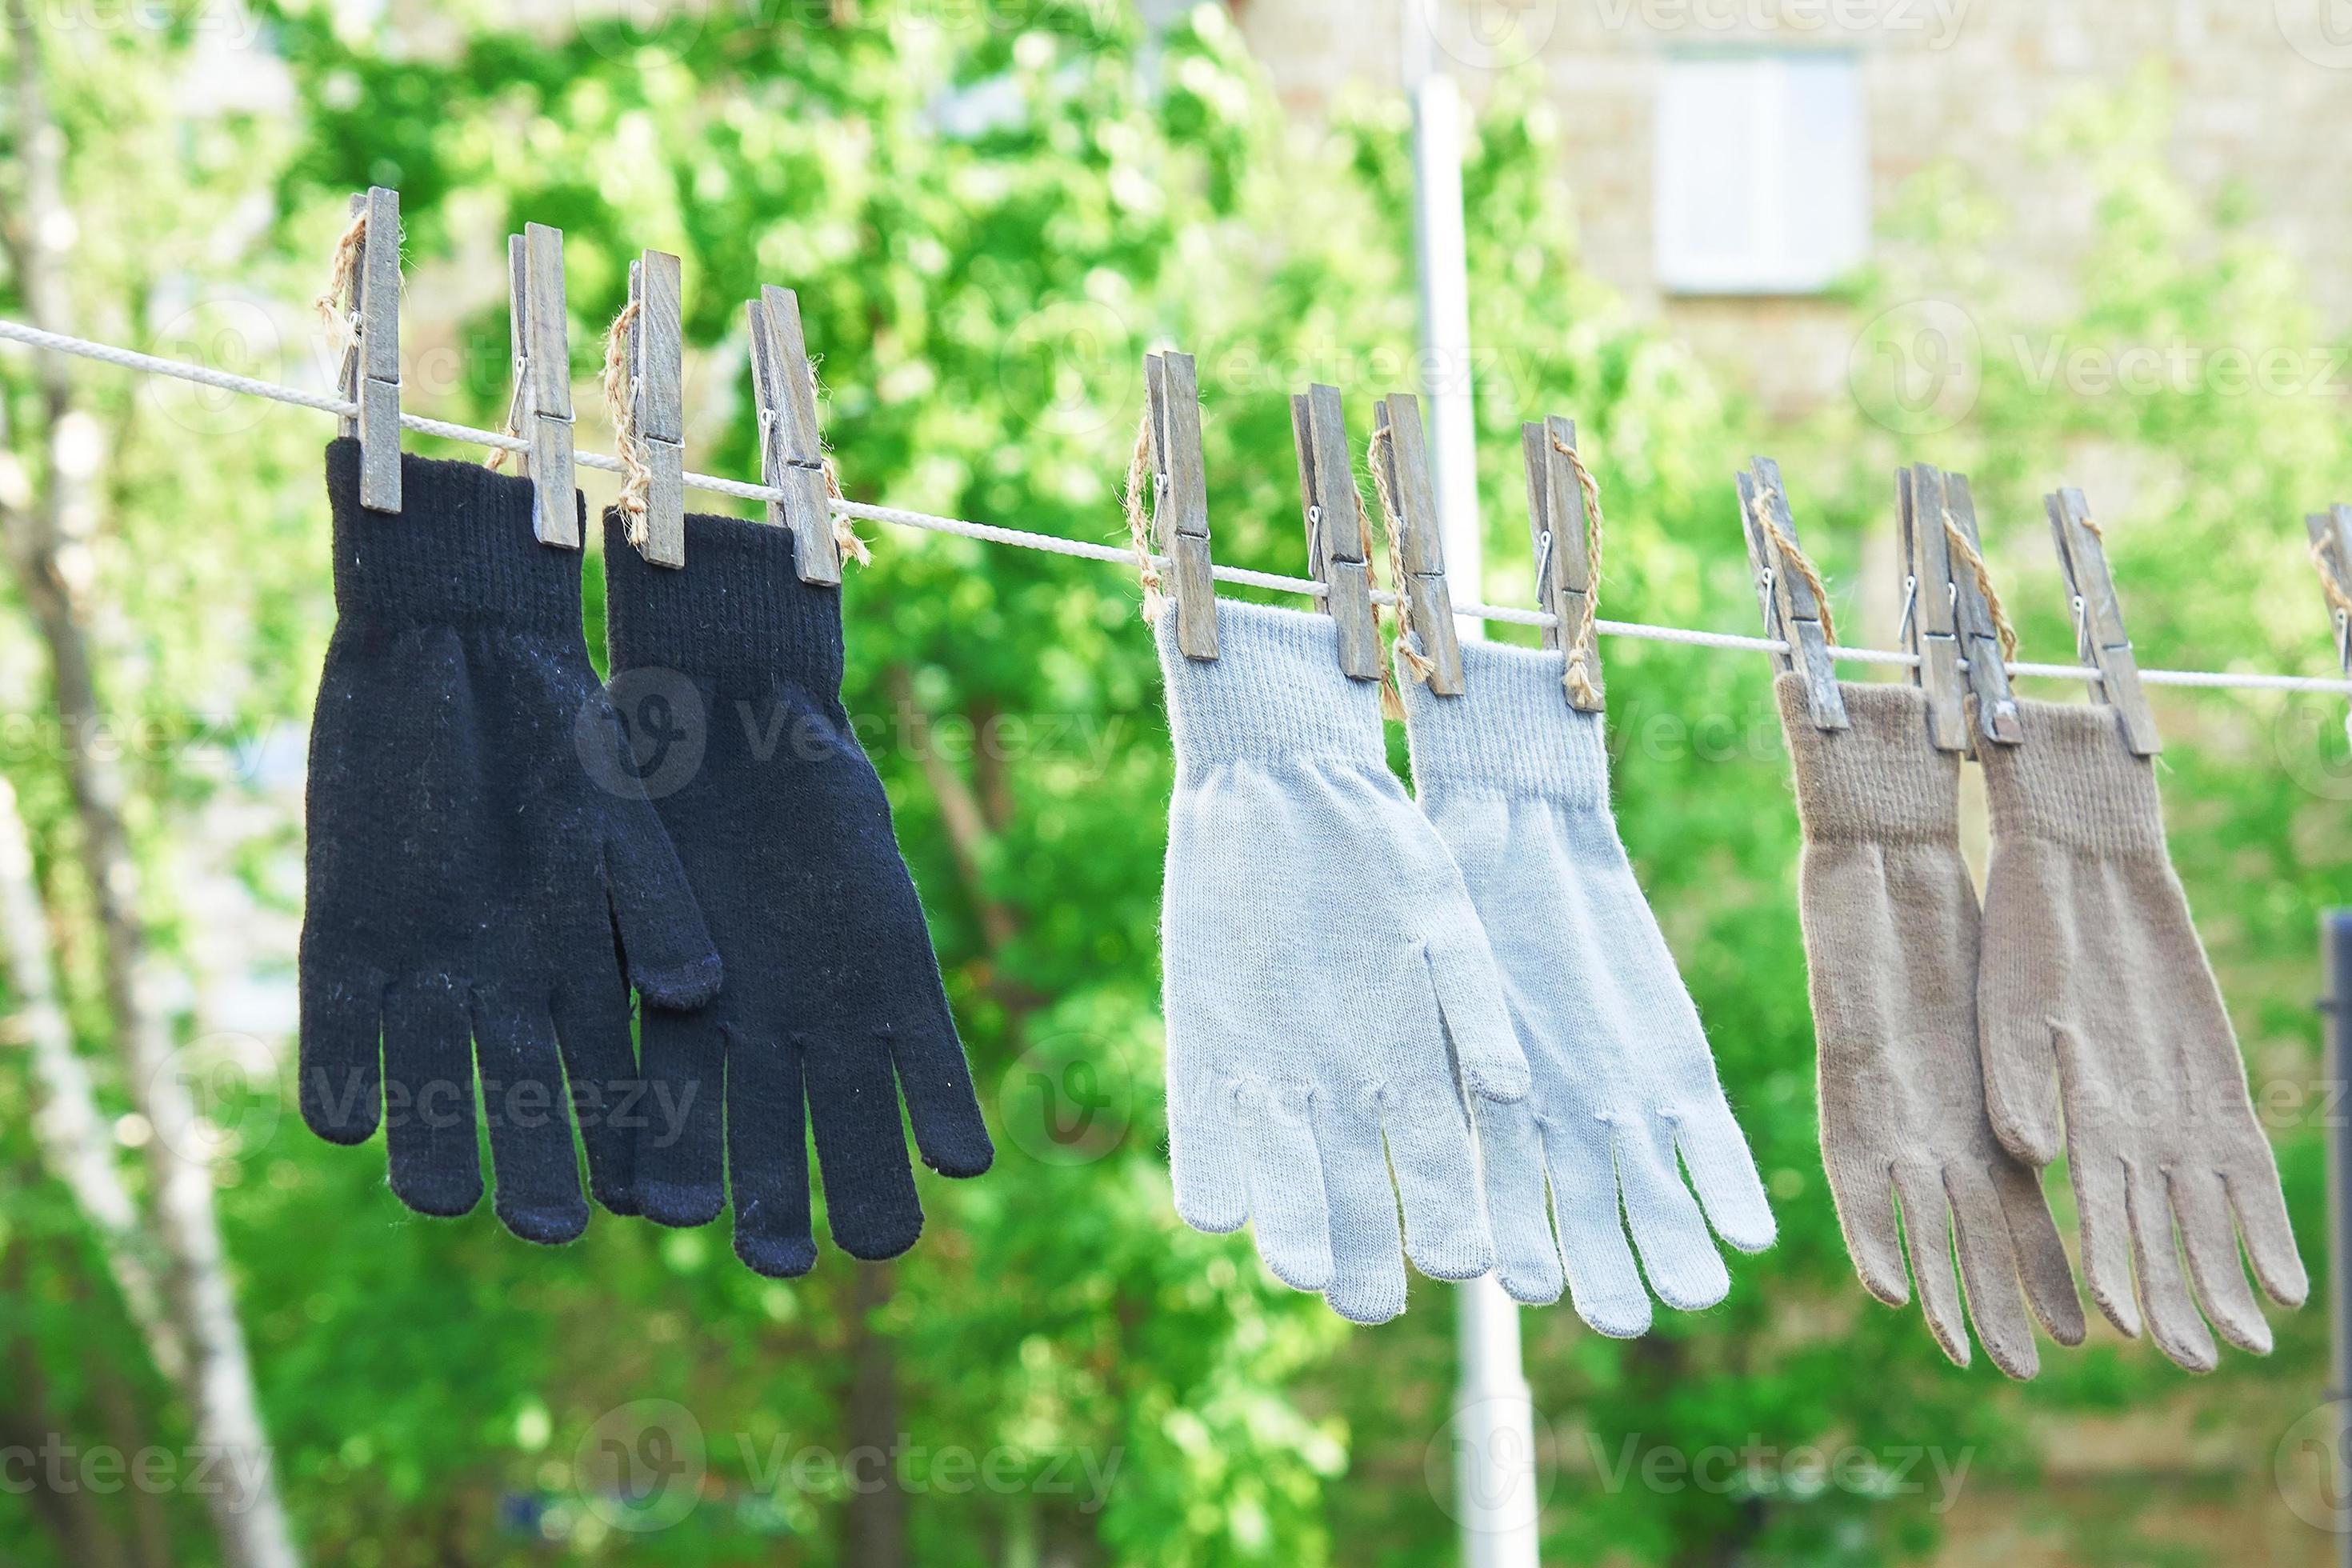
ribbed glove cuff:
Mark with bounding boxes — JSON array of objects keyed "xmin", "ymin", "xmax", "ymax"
[
  {"xmin": 1979, "ymin": 697, "xmax": 2169, "ymax": 858},
  {"xmin": 1776, "ymin": 676, "xmax": 1961, "ymax": 844},
  {"xmin": 1400, "ymin": 641, "xmax": 1610, "ymax": 809},
  {"xmin": 602, "ymin": 510, "xmax": 846, "ymax": 697},
  {"xmin": 327, "ymin": 438, "xmax": 585, "ymax": 635},
  {"xmin": 1157, "ymin": 601, "xmax": 1385, "ymax": 772}
]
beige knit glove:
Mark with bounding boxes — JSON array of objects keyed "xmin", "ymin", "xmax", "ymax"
[
  {"xmin": 1977, "ymin": 698, "xmax": 2306, "ymax": 1371},
  {"xmin": 1778, "ymin": 677, "xmax": 2086, "ymax": 1378}
]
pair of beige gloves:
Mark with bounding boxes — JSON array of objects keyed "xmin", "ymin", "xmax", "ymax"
[{"xmin": 1778, "ymin": 677, "xmax": 2306, "ymax": 1377}]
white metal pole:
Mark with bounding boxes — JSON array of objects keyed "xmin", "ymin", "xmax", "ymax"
[{"xmin": 1405, "ymin": 10, "xmax": 1544, "ymax": 1564}]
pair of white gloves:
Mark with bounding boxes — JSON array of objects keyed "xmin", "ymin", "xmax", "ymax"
[{"xmin": 1157, "ymin": 601, "xmax": 1775, "ymax": 1326}]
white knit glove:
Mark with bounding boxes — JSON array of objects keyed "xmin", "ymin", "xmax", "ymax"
[
  {"xmin": 1402, "ymin": 642, "xmax": 1776, "ymax": 1335},
  {"xmin": 1157, "ymin": 602, "xmax": 1530, "ymax": 1324}
]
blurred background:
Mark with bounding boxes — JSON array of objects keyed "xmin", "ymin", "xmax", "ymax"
[{"xmin": 1, "ymin": 1, "xmax": 2349, "ymax": 1563}]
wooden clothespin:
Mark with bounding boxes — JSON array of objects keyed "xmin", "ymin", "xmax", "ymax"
[
  {"xmin": 506, "ymin": 222, "xmax": 578, "ymax": 548},
  {"xmin": 746, "ymin": 284, "xmax": 839, "ymax": 586},
  {"xmin": 1736, "ymin": 457, "xmax": 1847, "ymax": 730},
  {"xmin": 1938, "ymin": 472, "xmax": 2022, "ymax": 746},
  {"xmin": 1895, "ymin": 464, "xmax": 1967, "ymax": 751},
  {"xmin": 2046, "ymin": 487, "xmax": 2160, "ymax": 755},
  {"xmin": 1521, "ymin": 417, "xmax": 1602, "ymax": 711},
  {"xmin": 2306, "ymin": 504, "xmax": 2352, "ymax": 743},
  {"xmin": 1290, "ymin": 383, "xmax": 1381, "ymax": 682},
  {"xmin": 2307, "ymin": 502, "xmax": 2352, "ymax": 671},
  {"xmin": 1145, "ymin": 350, "xmax": 1218, "ymax": 660},
  {"xmin": 1901, "ymin": 464, "xmax": 2021, "ymax": 750},
  {"xmin": 626, "ymin": 250, "xmax": 686, "ymax": 567},
  {"xmin": 336, "ymin": 186, "xmax": 402, "ymax": 513},
  {"xmin": 1372, "ymin": 394, "xmax": 1462, "ymax": 694}
]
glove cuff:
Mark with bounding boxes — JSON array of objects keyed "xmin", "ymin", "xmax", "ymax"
[
  {"xmin": 602, "ymin": 510, "xmax": 846, "ymax": 697},
  {"xmin": 1156, "ymin": 600, "xmax": 1385, "ymax": 771},
  {"xmin": 326, "ymin": 438, "xmax": 585, "ymax": 634},
  {"xmin": 1978, "ymin": 697, "xmax": 2168, "ymax": 858},
  {"xmin": 1776, "ymin": 675, "xmax": 1960, "ymax": 844},
  {"xmin": 1399, "ymin": 641, "xmax": 1610, "ymax": 809}
]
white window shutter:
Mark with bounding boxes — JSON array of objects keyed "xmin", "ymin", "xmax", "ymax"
[{"xmin": 1654, "ymin": 53, "xmax": 1868, "ymax": 295}]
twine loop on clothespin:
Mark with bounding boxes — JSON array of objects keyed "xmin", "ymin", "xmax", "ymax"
[
  {"xmin": 1939, "ymin": 506, "xmax": 2019, "ymax": 661},
  {"xmin": 1353, "ymin": 482, "xmax": 1407, "ymax": 721},
  {"xmin": 486, "ymin": 409, "xmax": 519, "ymax": 471},
  {"xmin": 1366, "ymin": 420, "xmax": 1435, "ymax": 689},
  {"xmin": 801, "ymin": 353, "xmax": 869, "ymax": 566},
  {"xmin": 1550, "ymin": 434, "xmax": 1608, "ymax": 706},
  {"xmin": 314, "ymin": 207, "xmax": 369, "ymax": 353},
  {"xmin": 1122, "ymin": 402, "xmax": 1167, "ymax": 622},
  {"xmin": 822, "ymin": 457, "xmax": 870, "ymax": 566},
  {"xmin": 598, "ymin": 300, "xmax": 654, "ymax": 548},
  {"xmin": 2311, "ymin": 537, "xmax": 2352, "ymax": 628},
  {"xmin": 1747, "ymin": 484, "xmax": 1838, "ymax": 647}
]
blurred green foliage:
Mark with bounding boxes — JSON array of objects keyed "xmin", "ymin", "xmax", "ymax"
[{"xmin": 0, "ymin": 6, "xmax": 2344, "ymax": 1566}]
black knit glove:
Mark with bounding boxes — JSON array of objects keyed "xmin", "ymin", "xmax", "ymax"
[
  {"xmin": 301, "ymin": 441, "xmax": 722, "ymax": 1244},
  {"xmin": 603, "ymin": 510, "xmax": 992, "ymax": 1278}
]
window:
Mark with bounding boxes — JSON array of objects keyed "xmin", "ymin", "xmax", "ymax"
[{"xmin": 1654, "ymin": 52, "xmax": 1868, "ymax": 295}]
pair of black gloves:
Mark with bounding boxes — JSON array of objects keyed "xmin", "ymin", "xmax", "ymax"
[{"xmin": 300, "ymin": 440, "xmax": 992, "ymax": 1273}]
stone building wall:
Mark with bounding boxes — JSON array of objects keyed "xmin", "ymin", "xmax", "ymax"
[{"xmin": 1228, "ymin": 0, "xmax": 2352, "ymax": 417}]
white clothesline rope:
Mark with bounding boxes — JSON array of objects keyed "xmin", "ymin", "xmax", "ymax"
[{"xmin": 6, "ymin": 316, "xmax": 2349, "ymax": 698}]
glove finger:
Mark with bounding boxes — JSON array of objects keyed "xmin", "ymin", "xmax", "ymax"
[
  {"xmin": 1990, "ymin": 1156, "xmax": 2086, "ymax": 1346},
  {"xmin": 1314, "ymin": 1091, "xmax": 1408, "ymax": 1325},
  {"xmin": 1615, "ymin": 1115, "xmax": 1729, "ymax": 1314},
  {"xmin": 472, "ymin": 987, "xmax": 590, "ymax": 1246},
  {"xmin": 1470, "ymin": 1095, "xmax": 1563, "ymax": 1307},
  {"xmin": 1892, "ymin": 1161, "xmax": 1970, "ymax": 1370},
  {"xmin": 1380, "ymin": 1074, "xmax": 1493, "ymax": 1284},
  {"xmin": 1819, "ymin": 1138, "xmax": 1911, "ymax": 1310},
  {"xmin": 600, "ymin": 825, "xmax": 722, "ymax": 1011},
  {"xmin": 550, "ymin": 970, "xmax": 642, "ymax": 1216},
  {"xmin": 805, "ymin": 1028, "xmax": 925, "ymax": 1262},
  {"xmin": 727, "ymin": 1027, "xmax": 816, "ymax": 1279},
  {"xmin": 2070, "ymin": 1148, "xmax": 2142, "ymax": 1339},
  {"xmin": 382, "ymin": 974, "xmax": 482, "ymax": 1219},
  {"xmin": 1670, "ymin": 1099, "xmax": 1775, "ymax": 1254},
  {"xmin": 1944, "ymin": 1162, "xmax": 2040, "ymax": 1380},
  {"xmin": 1238, "ymin": 1082, "xmax": 1333, "ymax": 1294},
  {"xmin": 1419, "ymin": 926, "xmax": 1530, "ymax": 1104},
  {"xmin": 2123, "ymin": 1162, "xmax": 2217, "ymax": 1372},
  {"xmin": 632, "ymin": 1007, "xmax": 728, "ymax": 1229},
  {"xmin": 884, "ymin": 1015, "xmax": 992, "ymax": 1179},
  {"xmin": 1976, "ymin": 865, "xmax": 2065, "ymax": 1166},
  {"xmin": 1538, "ymin": 1114, "xmax": 1650, "ymax": 1338},
  {"xmin": 2168, "ymin": 1166, "xmax": 2270, "ymax": 1355},
  {"xmin": 1167, "ymin": 1070, "xmax": 1249, "ymax": 1234},
  {"xmin": 299, "ymin": 965, "xmax": 384, "ymax": 1145},
  {"xmin": 2225, "ymin": 1154, "xmax": 2310, "ymax": 1308}
]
